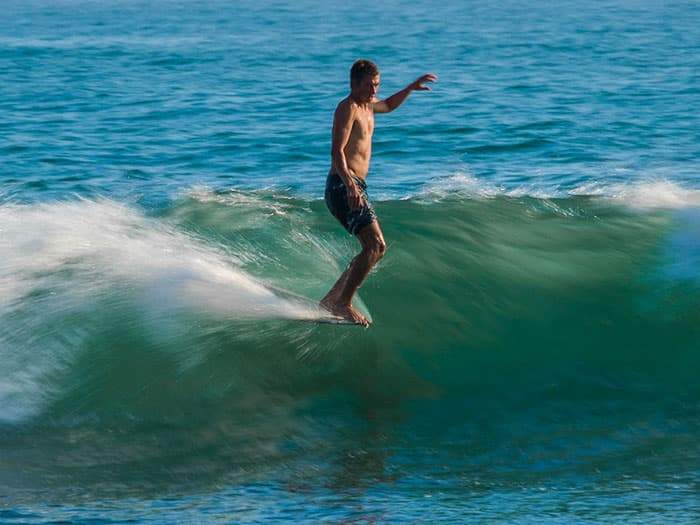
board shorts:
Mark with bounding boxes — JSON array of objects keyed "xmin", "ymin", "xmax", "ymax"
[{"xmin": 325, "ymin": 172, "xmax": 377, "ymax": 236}]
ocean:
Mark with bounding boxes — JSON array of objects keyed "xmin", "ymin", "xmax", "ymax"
[{"xmin": 1, "ymin": 0, "xmax": 699, "ymax": 522}]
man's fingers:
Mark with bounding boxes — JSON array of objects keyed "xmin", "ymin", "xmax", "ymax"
[{"xmin": 414, "ymin": 74, "xmax": 437, "ymax": 91}]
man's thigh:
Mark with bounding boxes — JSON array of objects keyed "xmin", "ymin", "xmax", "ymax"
[{"xmin": 356, "ymin": 220, "xmax": 385, "ymax": 250}]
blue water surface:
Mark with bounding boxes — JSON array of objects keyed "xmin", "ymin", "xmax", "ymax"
[{"xmin": 1, "ymin": 0, "xmax": 698, "ymax": 204}]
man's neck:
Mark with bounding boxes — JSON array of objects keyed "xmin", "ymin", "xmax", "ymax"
[{"xmin": 349, "ymin": 93, "xmax": 370, "ymax": 108}]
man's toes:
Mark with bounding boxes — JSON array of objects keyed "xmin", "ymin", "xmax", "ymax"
[{"xmin": 350, "ymin": 308, "xmax": 370, "ymax": 326}]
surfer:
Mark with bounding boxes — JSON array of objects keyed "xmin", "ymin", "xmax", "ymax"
[{"xmin": 321, "ymin": 59, "xmax": 437, "ymax": 325}]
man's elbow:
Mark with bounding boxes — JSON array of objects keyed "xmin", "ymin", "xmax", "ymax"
[{"xmin": 381, "ymin": 100, "xmax": 395, "ymax": 113}]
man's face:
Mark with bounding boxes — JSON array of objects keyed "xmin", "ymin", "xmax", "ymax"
[{"xmin": 354, "ymin": 74, "xmax": 380, "ymax": 102}]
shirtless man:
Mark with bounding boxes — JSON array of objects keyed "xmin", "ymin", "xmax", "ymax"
[{"xmin": 320, "ymin": 59, "xmax": 437, "ymax": 325}]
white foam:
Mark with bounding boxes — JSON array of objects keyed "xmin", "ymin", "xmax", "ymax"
[
  {"xmin": 420, "ymin": 172, "xmax": 700, "ymax": 209},
  {"xmin": 571, "ymin": 180, "xmax": 700, "ymax": 209},
  {"xmin": 0, "ymin": 198, "xmax": 323, "ymax": 318},
  {"xmin": 418, "ymin": 171, "xmax": 563, "ymax": 201},
  {"xmin": 183, "ymin": 185, "xmax": 291, "ymax": 216},
  {"xmin": 0, "ymin": 198, "xmax": 323, "ymax": 423},
  {"xmin": 419, "ymin": 172, "xmax": 506, "ymax": 199}
]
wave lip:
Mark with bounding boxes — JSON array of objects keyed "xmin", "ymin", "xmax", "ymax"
[
  {"xmin": 420, "ymin": 172, "xmax": 700, "ymax": 209},
  {"xmin": 571, "ymin": 180, "xmax": 700, "ymax": 209},
  {"xmin": 418, "ymin": 172, "xmax": 506, "ymax": 199}
]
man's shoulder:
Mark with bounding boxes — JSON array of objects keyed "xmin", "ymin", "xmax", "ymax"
[
  {"xmin": 336, "ymin": 96, "xmax": 354, "ymax": 110},
  {"xmin": 334, "ymin": 97, "xmax": 356, "ymax": 118}
]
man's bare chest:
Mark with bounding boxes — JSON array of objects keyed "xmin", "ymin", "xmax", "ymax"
[{"xmin": 351, "ymin": 114, "xmax": 374, "ymax": 141}]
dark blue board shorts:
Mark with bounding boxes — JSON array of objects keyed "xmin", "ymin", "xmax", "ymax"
[{"xmin": 325, "ymin": 172, "xmax": 378, "ymax": 235}]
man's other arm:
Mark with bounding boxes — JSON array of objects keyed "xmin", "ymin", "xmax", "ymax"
[{"xmin": 331, "ymin": 102, "xmax": 363, "ymax": 209}]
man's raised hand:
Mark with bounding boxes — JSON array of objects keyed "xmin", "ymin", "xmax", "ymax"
[{"xmin": 410, "ymin": 73, "xmax": 438, "ymax": 91}]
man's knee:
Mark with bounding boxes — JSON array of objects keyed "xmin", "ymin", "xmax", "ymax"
[{"xmin": 365, "ymin": 235, "xmax": 386, "ymax": 261}]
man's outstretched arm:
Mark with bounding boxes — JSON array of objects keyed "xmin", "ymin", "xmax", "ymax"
[{"xmin": 373, "ymin": 73, "xmax": 438, "ymax": 114}]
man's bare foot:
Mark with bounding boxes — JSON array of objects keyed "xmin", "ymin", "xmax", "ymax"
[{"xmin": 320, "ymin": 298, "xmax": 370, "ymax": 326}]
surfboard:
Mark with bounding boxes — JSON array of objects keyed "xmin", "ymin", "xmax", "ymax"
[
  {"xmin": 265, "ymin": 283, "xmax": 368, "ymax": 326},
  {"xmin": 306, "ymin": 316, "xmax": 364, "ymax": 326}
]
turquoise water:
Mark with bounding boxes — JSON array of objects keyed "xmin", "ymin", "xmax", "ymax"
[{"xmin": 1, "ymin": 1, "xmax": 699, "ymax": 522}]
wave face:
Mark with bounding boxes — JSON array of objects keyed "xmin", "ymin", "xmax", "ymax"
[
  {"xmin": 1, "ymin": 191, "xmax": 699, "ymax": 514},
  {"xmin": 2, "ymin": 191, "xmax": 698, "ymax": 417}
]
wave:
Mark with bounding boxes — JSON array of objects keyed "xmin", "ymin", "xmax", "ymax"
[{"xmin": 0, "ymin": 192, "xmax": 698, "ymax": 426}]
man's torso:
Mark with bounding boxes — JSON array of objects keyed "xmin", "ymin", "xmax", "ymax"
[{"xmin": 329, "ymin": 97, "xmax": 374, "ymax": 180}]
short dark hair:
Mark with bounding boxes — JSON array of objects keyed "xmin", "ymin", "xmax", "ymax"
[{"xmin": 350, "ymin": 59, "xmax": 379, "ymax": 85}]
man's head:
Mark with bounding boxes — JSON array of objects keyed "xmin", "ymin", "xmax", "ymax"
[{"xmin": 350, "ymin": 59, "xmax": 380, "ymax": 103}]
